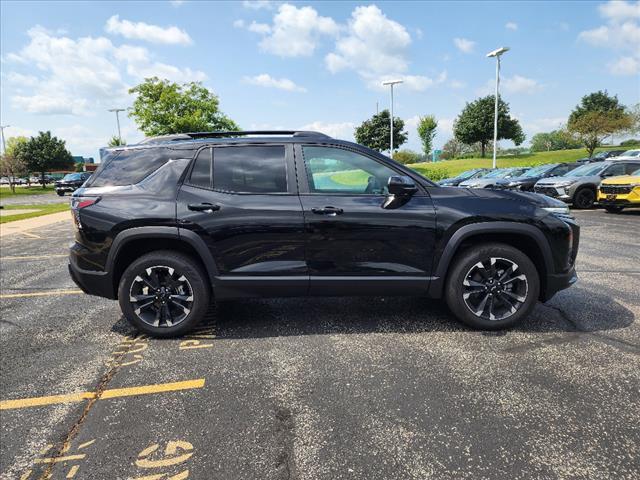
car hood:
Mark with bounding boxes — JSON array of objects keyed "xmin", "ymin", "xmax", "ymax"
[
  {"xmin": 601, "ymin": 174, "xmax": 640, "ymax": 185},
  {"xmin": 495, "ymin": 175, "xmax": 538, "ymax": 185},
  {"xmin": 458, "ymin": 178, "xmax": 497, "ymax": 187},
  {"xmin": 535, "ymin": 175, "xmax": 594, "ymax": 186},
  {"xmin": 464, "ymin": 185, "xmax": 567, "ymax": 208}
]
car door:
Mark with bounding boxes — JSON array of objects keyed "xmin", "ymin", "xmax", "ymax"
[
  {"xmin": 176, "ymin": 143, "xmax": 307, "ymax": 298},
  {"xmin": 294, "ymin": 144, "xmax": 437, "ymax": 296}
]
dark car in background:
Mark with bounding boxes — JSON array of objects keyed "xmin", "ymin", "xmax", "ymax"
[
  {"xmin": 437, "ymin": 168, "xmax": 491, "ymax": 187},
  {"xmin": 55, "ymin": 172, "xmax": 92, "ymax": 196},
  {"xmin": 534, "ymin": 159, "xmax": 640, "ymax": 208},
  {"xmin": 494, "ymin": 163, "xmax": 580, "ymax": 192},
  {"xmin": 593, "ymin": 150, "xmax": 626, "ymax": 160},
  {"xmin": 68, "ymin": 130, "xmax": 579, "ymax": 337}
]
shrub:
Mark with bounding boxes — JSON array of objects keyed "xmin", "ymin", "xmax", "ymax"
[
  {"xmin": 412, "ymin": 164, "xmax": 450, "ymax": 181},
  {"xmin": 393, "ymin": 149, "xmax": 423, "ymax": 165},
  {"xmin": 620, "ymin": 138, "xmax": 640, "ymax": 147}
]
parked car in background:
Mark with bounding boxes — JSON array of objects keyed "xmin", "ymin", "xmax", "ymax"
[
  {"xmin": 494, "ymin": 163, "xmax": 580, "ymax": 191},
  {"xmin": 437, "ymin": 168, "xmax": 491, "ymax": 187},
  {"xmin": 613, "ymin": 149, "xmax": 640, "ymax": 160},
  {"xmin": 55, "ymin": 172, "xmax": 92, "ymax": 196},
  {"xmin": 534, "ymin": 159, "xmax": 640, "ymax": 209},
  {"xmin": 593, "ymin": 150, "xmax": 626, "ymax": 160},
  {"xmin": 597, "ymin": 167, "xmax": 640, "ymax": 213},
  {"xmin": 30, "ymin": 175, "xmax": 55, "ymax": 184},
  {"xmin": 68, "ymin": 130, "xmax": 579, "ymax": 337},
  {"xmin": 458, "ymin": 167, "xmax": 530, "ymax": 189}
]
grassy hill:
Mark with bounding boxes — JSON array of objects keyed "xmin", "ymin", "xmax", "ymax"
[{"xmin": 408, "ymin": 146, "xmax": 626, "ymax": 181}]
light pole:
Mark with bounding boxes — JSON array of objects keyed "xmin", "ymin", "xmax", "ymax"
[
  {"xmin": 108, "ymin": 108, "xmax": 125, "ymax": 143},
  {"xmin": 382, "ymin": 79, "xmax": 403, "ymax": 158},
  {"xmin": 486, "ymin": 47, "xmax": 509, "ymax": 169},
  {"xmin": 0, "ymin": 125, "xmax": 9, "ymax": 155}
]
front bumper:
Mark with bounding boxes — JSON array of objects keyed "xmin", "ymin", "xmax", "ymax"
[
  {"xmin": 597, "ymin": 187, "xmax": 640, "ymax": 207},
  {"xmin": 534, "ymin": 186, "xmax": 572, "ymax": 202},
  {"xmin": 541, "ymin": 266, "xmax": 578, "ymax": 302},
  {"xmin": 55, "ymin": 185, "xmax": 77, "ymax": 192}
]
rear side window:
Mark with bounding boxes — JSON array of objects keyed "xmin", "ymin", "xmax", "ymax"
[
  {"xmin": 87, "ymin": 148, "xmax": 178, "ymax": 187},
  {"xmin": 213, "ymin": 145, "xmax": 287, "ymax": 193},
  {"xmin": 625, "ymin": 163, "xmax": 640, "ymax": 174},
  {"xmin": 189, "ymin": 148, "xmax": 212, "ymax": 189}
]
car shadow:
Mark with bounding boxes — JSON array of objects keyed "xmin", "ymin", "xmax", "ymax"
[{"xmin": 109, "ymin": 288, "xmax": 635, "ymax": 340}]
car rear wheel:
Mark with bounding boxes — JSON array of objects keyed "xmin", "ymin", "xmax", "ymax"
[
  {"xmin": 445, "ymin": 243, "xmax": 540, "ymax": 330},
  {"xmin": 573, "ymin": 187, "xmax": 595, "ymax": 209},
  {"xmin": 56, "ymin": 191, "xmax": 65, "ymax": 196},
  {"xmin": 604, "ymin": 205, "xmax": 624, "ymax": 213},
  {"xmin": 118, "ymin": 250, "xmax": 210, "ymax": 338}
]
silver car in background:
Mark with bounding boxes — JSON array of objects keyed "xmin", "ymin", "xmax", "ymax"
[{"xmin": 458, "ymin": 167, "xmax": 530, "ymax": 189}]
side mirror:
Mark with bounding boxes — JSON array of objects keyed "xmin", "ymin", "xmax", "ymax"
[{"xmin": 387, "ymin": 175, "xmax": 418, "ymax": 196}]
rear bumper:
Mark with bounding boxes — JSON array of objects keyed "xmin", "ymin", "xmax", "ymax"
[
  {"xmin": 68, "ymin": 257, "xmax": 116, "ymax": 300},
  {"xmin": 541, "ymin": 266, "xmax": 578, "ymax": 302}
]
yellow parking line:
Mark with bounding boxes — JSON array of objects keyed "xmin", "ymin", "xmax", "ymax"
[
  {"xmin": 1, "ymin": 254, "xmax": 67, "ymax": 260},
  {"xmin": 0, "ymin": 289, "xmax": 83, "ymax": 299},
  {"xmin": 0, "ymin": 379, "xmax": 205, "ymax": 410}
]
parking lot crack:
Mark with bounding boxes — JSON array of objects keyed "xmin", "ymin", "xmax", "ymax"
[{"xmin": 38, "ymin": 334, "xmax": 139, "ymax": 478}]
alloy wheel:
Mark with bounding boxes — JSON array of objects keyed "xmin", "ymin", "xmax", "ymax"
[
  {"xmin": 575, "ymin": 189, "xmax": 594, "ymax": 209},
  {"xmin": 128, "ymin": 265, "xmax": 194, "ymax": 328},
  {"xmin": 462, "ymin": 257, "xmax": 529, "ymax": 321}
]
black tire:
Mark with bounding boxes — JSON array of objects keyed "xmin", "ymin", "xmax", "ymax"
[
  {"xmin": 445, "ymin": 243, "xmax": 540, "ymax": 330},
  {"xmin": 118, "ymin": 250, "xmax": 210, "ymax": 338},
  {"xmin": 604, "ymin": 205, "xmax": 624, "ymax": 213},
  {"xmin": 56, "ymin": 191, "xmax": 65, "ymax": 196},
  {"xmin": 573, "ymin": 187, "xmax": 596, "ymax": 209}
]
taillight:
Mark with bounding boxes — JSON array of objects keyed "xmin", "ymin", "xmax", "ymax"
[{"xmin": 71, "ymin": 196, "xmax": 100, "ymax": 230}]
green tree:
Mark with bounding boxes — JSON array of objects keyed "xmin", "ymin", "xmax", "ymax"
[
  {"xmin": 453, "ymin": 95, "xmax": 525, "ymax": 158},
  {"xmin": 393, "ymin": 149, "xmax": 422, "ymax": 165},
  {"xmin": 129, "ymin": 77, "xmax": 239, "ymax": 136},
  {"xmin": 530, "ymin": 129, "xmax": 582, "ymax": 152},
  {"xmin": 354, "ymin": 109, "xmax": 407, "ymax": 154},
  {"xmin": 0, "ymin": 136, "xmax": 29, "ymax": 193},
  {"xmin": 17, "ymin": 131, "xmax": 74, "ymax": 187},
  {"xmin": 568, "ymin": 91, "xmax": 633, "ymax": 156},
  {"xmin": 416, "ymin": 115, "xmax": 438, "ymax": 156},
  {"xmin": 108, "ymin": 135, "xmax": 127, "ymax": 147}
]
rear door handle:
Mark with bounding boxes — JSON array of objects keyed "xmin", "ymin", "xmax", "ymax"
[
  {"xmin": 311, "ymin": 206, "xmax": 343, "ymax": 216},
  {"xmin": 188, "ymin": 203, "xmax": 220, "ymax": 213}
]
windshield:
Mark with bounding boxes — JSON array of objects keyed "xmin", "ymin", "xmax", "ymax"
[
  {"xmin": 62, "ymin": 173, "xmax": 83, "ymax": 181},
  {"xmin": 633, "ymin": 168, "xmax": 640, "ymax": 176},
  {"xmin": 484, "ymin": 169, "xmax": 510, "ymax": 178},
  {"xmin": 453, "ymin": 169, "xmax": 482, "ymax": 180},
  {"xmin": 565, "ymin": 162, "xmax": 605, "ymax": 177},
  {"xmin": 621, "ymin": 150, "xmax": 640, "ymax": 157},
  {"xmin": 522, "ymin": 164, "xmax": 556, "ymax": 177}
]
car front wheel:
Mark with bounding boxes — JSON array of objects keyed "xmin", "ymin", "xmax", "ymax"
[
  {"xmin": 573, "ymin": 187, "xmax": 596, "ymax": 209},
  {"xmin": 118, "ymin": 250, "xmax": 210, "ymax": 337},
  {"xmin": 604, "ymin": 205, "xmax": 624, "ymax": 213},
  {"xmin": 445, "ymin": 243, "xmax": 540, "ymax": 330},
  {"xmin": 56, "ymin": 191, "xmax": 65, "ymax": 196}
]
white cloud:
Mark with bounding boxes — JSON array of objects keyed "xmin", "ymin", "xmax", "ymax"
[
  {"xmin": 477, "ymin": 75, "xmax": 541, "ymax": 95},
  {"xmin": 578, "ymin": 1, "xmax": 640, "ymax": 76},
  {"xmin": 170, "ymin": 0, "xmax": 186, "ymax": 6},
  {"xmin": 5, "ymin": 26, "xmax": 206, "ymax": 116},
  {"xmin": 523, "ymin": 117, "xmax": 567, "ymax": 134},
  {"xmin": 453, "ymin": 37, "xmax": 475, "ymax": 53},
  {"xmin": 610, "ymin": 55, "xmax": 640, "ymax": 74},
  {"xmin": 4, "ymin": 72, "xmax": 39, "ymax": 87},
  {"xmin": 243, "ymin": 73, "xmax": 306, "ymax": 92},
  {"xmin": 505, "ymin": 22, "xmax": 518, "ymax": 31},
  {"xmin": 105, "ymin": 15, "xmax": 192, "ymax": 45},
  {"xmin": 248, "ymin": 4, "xmax": 339, "ymax": 57},
  {"xmin": 449, "ymin": 79, "xmax": 466, "ymax": 89},
  {"xmin": 298, "ymin": 121, "xmax": 354, "ymax": 140},
  {"xmin": 233, "ymin": 19, "xmax": 245, "ymax": 28},
  {"xmin": 2, "ymin": 126, "xmax": 35, "ymax": 139},
  {"xmin": 243, "ymin": 0, "xmax": 275, "ymax": 10}
]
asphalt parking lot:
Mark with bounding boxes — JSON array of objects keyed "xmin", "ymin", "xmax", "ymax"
[{"xmin": 1, "ymin": 209, "xmax": 639, "ymax": 480}]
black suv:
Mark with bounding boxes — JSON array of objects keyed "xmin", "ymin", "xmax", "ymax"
[
  {"xmin": 55, "ymin": 172, "xmax": 92, "ymax": 196},
  {"xmin": 69, "ymin": 131, "xmax": 579, "ymax": 337}
]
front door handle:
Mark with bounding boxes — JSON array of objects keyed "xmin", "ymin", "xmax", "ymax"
[
  {"xmin": 188, "ymin": 203, "xmax": 220, "ymax": 213},
  {"xmin": 311, "ymin": 206, "xmax": 344, "ymax": 216}
]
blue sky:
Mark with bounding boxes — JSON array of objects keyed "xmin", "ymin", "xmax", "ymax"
[{"xmin": 1, "ymin": 0, "xmax": 639, "ymax": 158}]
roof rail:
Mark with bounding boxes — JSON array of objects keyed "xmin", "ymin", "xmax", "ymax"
[{"xmin": 139, "ymin": 130, "xmax": 331, "ymax": 144}]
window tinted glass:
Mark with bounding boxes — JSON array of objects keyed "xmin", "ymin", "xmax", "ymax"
[
  {"xmin": 63, "ymin": 173, "xmax": 83, "ymax": 181},
  {"xmin": 189, "ymin": 148, "xmax": 211, "ymax": 188},
  {"xmin": 625, "ymin": 163, "xmax": 640, "ymax": 174},
  {"xmin": 605, "ymin": 163, "xmax": 626, "ymax": 176},
  {"xmin": 566, "ymin": 162, "xmax": 605, "ymax": 177},
  {"xmin": 302, "ymin": 146, "xmax": 398, "ymax": 194},
  {"xmin": 88, "ymin": 148, "xmax": 178, "ymax": 187},
  {"xmin": 551, "ymin": 164, "xmax": 571, "ymax": 176},
  {"xmin": 213, "ymin": 145, "xmax": 286, "ymax": 193}
]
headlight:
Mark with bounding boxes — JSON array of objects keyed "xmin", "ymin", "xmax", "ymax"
[
  {"xmin": 552, "ymin": 180, "xmax": 576, "ymax": 188},
  {"xmin": 543, "ymin": 205, "xmax": 573, "ymax": 220}
]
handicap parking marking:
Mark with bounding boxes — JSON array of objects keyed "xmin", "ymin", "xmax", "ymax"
[
  {"xmin": 19, "ymin": 439, "xmax": 97, "ymax": 479},
  {"xmin": 0, "ymin": 379, "xmax": 205, "ymax": 410},
  {"xmin": 0, "ymin": 289, "xmax": 83, "ymax": 299}
]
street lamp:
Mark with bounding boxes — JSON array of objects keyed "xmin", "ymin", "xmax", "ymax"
[
  {"xmin": 486, "ymin": 47, "xmax": 509, "ymax": 169},
  {"xmin": 382, "ymin": 79, "xmax": 403, "ymax": 158},
  {"xmin": 108, "ymin": 108, "xmax": 125, "ymax": 143},
  {"xmin": 0, "ymin": 125, "xmax": 9, "ymax": 155}
]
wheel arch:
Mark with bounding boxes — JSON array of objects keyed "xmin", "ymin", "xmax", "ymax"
[
  {"xmin": 428, "ymin": 222, "xmax": 553, "ymax": 300},
  {"xmin": 108, "ymin": 227, "xmax": 218, "ymax": 298}
]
